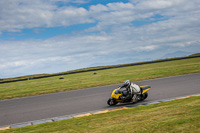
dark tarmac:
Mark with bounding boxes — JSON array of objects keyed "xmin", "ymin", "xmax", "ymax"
[{"xmin": 0, "ymin": 73, "xmax": 200, "ymax": 127}]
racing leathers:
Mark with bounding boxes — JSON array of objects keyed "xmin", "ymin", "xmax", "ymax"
[{"xmin": 120, "ymin": 81, "xmax": 141, "ymax": 102}]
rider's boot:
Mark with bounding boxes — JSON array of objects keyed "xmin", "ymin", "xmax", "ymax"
[
  {"xmin": 132, "ymin": 95, "xmax": 137, "ymax": 102},
  {"xmin": 132, "ymin": 94, "xmax": 140, "ymax": 102}
]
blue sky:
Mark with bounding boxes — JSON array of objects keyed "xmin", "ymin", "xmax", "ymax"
[{"xmin": 0, "ymin": 0, "xmax": 200, "ymax": 78}]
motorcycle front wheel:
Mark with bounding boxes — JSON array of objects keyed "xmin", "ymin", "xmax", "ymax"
[{"xmin": 107, "ymin": 98, "xmax": 118, "ymax": 106}]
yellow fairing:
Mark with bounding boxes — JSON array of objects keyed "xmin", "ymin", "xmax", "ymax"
[
  {"xmin": 111, "ymin": 89, "xmax": 122, "ymax": 99},
  {"xmin": 142, "ymin": 88, "xmax": 150, "ymax": 94},
  {"xmin": 140, "ymin": 85, "xmax": 151, "ymax": 94}
]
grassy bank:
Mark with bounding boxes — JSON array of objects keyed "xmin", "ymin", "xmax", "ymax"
[
  {"xmin": 0, "ymin": 57, "xmax": 200, "ymax": 100},
  {"xmin": 2, "ymin": 96, "xmax": 200, "ymax": 133},
  {"xmin": 1, "ymin": 54, "xmax": 199, "ymax": 84}
]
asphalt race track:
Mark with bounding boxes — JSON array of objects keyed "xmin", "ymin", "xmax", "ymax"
[{"xmin": 0, "ymin": 73, "xmax": 200, "ymax": 127}]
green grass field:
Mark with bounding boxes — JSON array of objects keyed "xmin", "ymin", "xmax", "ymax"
[
  {"xmin": 0, "ymin": 57, "xmax": 200, "ymax": 101},
  {"xmin": 1, "ymin": 55, "xmax": 199, "ymax": 83},
  {"xmin": 2, "ymin": 96, "xmax": 200, "ymax": 133}
]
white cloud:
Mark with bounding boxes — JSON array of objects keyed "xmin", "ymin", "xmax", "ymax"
[
  {"xmin": 107, "ymin": 2, "xmax": 134, "ymax": 11},
  {"xmin": 0, "ymin": 0, "xmax": 93, "ymax": 32},
  {"xmin": 1, "ymin": 0, "xmax": 200, "ymax": 33},
  {"xmin": 89, "ymin": 3, "xmax": 136, "ymax": 28},
  {"xmin": 89, "ymin": 4, "xmax": 109, "ymax": 12},
  {"xmin": 137, "ymin": 0, "xmax": 173, "ymax": 10},
  {"xmin": 133, "ymin": 45, "xmax": 159, "ymax": 51},
  {"xmin": 0, "ymin": 0, "xmax": 200, "ymax": 78}
]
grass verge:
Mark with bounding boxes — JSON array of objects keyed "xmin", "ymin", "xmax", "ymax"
[
  {"xmin": 0, "ymin": 57, "xmax": 200, "ymax": 100},
  {"xmin": 1, "ymin": 96, "xmax": 200, "ymax": 133}
]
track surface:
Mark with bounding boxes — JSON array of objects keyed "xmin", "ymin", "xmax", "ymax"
[{"xmin": 0, "ymin": 73, "xmax": 200, "ymax": 127}]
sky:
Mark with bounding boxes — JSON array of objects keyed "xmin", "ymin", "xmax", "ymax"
[{"xmin": 0, "ymin": 0, "xmax": 200, "ymax": 78}]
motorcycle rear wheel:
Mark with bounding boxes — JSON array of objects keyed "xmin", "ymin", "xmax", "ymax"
[
  {"xmin": 107, "ymin": 98, "xmax": 118, "ymax": 106},
  {"xmin": 140, "ymin": 92, "xmax": 148, "ymax": 101}
]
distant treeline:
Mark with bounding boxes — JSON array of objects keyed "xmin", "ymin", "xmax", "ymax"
[{"xmin": 1, "ymin": 53, "xmax": 200, "ymax": 84}]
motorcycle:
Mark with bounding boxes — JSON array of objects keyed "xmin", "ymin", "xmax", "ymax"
[{"xmin": 107, "ymin": 85, "xmax": 151, "ymax": 106}]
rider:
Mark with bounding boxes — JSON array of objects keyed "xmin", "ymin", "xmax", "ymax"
[{"xmin": 119, "ymin": 80, "xmax": 142, "ymax": 102}]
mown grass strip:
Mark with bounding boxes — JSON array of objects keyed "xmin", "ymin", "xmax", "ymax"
[
  {"xmin": 0, "ymin": 57, "xmax": 200, "ymax": 101},
  {"xmin": 2, "ymin": 96, "xmax": 200, "ymax": 133}
]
